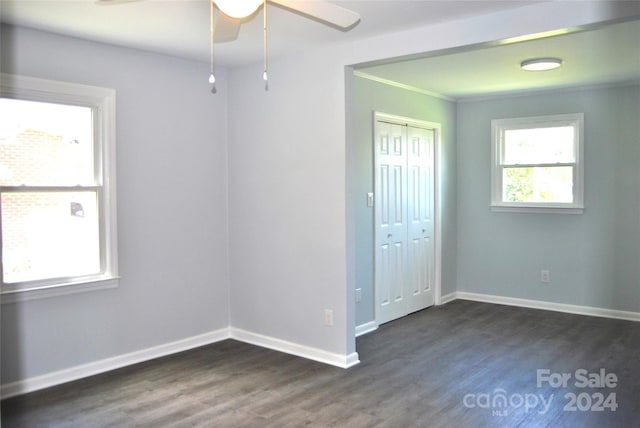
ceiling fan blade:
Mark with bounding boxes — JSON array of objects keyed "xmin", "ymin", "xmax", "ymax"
[
  {"xmin": 269, "ymin": 0, "xmax": 360, "ymax": 30},
  {"xmin": 214, "ymin": 8, "xmax": 241, "ymax": 43}
]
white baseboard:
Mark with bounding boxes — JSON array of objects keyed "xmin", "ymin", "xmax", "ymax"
[
  {"xmin": 454, "ymin": 291, "xmax": 640, "ymax": 322},
  {"xmin": 0, "ymin": 328, "xmax": 230, "ymax": 400},
  {"xmin": 439, "ymin": 291, "xmax": 457, "ymax": 305},
  {"xmin": 355, "ymin": 321, "xmax": 378, "ymax": 337},
  {"xmin": 9, "ymin": 292, "xmax": 632, "ymax": 400},
  {"xmin": 355, "ymin": 292, "xmax": 457, "ymax": 336},
  {"xmin": 1, "ymin": 326, "xmax": 362, "ymax": 399},
  {"xmin": 230, "ymin": 327, "xmax": 360, "ymax": 369}
]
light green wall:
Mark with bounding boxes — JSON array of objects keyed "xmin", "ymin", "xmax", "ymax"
[
  {"xmin": 456, "ymin": 85, "xmax": 640, "ymax": 312},
  {"xmin": 353, "ymin": 81, "xmax": 639, "ymax": 326},
  {"xmin": 351, "ymin": 75, "xmax": 457, "ymax": 326}
]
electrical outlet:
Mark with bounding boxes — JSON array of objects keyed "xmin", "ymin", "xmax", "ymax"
[
  {"xmin": 355, "ymin": 288, "xmax": 362, "ymax": 303},
  {"xmin": 541, "ymin": 270, "xmax": 551, "ymax": 284},
  {"xmin": 324, "ymin": 309, "xmax": 334, "ymax": 326}
]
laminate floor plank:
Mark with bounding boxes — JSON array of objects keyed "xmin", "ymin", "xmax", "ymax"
[{"xmin": 3, "ymin": 300, "xmax": 639, "ymax": 427}]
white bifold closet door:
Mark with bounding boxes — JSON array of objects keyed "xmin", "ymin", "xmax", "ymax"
[{"xmin": 374, "ymin": 116, "xmax": 435, "ymax": 325}]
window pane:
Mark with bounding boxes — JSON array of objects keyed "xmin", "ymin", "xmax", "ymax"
[
  {"xmin": 0, "ymin": 98, "xmax": 94, "ymax": 186},
  {"xmin": 504, "ymin": 126, "xmax": 575, "ymax": 165},
  {"xmin": 503, "ymin": 166, "xmax": 574, "ymax": 203},
  {"xmin": 1, "ymin": 191, "xmax": 100, "ymax": 284}
]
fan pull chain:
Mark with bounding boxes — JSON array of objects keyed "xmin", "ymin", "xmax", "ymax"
[
  {"xmin": 209, "ymin": 0, "xmax": 217, "ymax": 93},
  {"xmin": 263, "ymin": 0, "xmax": 268, "ymax": 91}
]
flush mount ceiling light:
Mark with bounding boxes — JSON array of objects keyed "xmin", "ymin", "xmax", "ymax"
[{"xmin": 520, "ymin": 58, "xmax": 563, "ymax": 71}]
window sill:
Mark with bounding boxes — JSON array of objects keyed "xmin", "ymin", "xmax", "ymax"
[
  {"xmin": 490, "ymin": 205, "xmax": 584, "ymax": 214},
  {"xmin": 1, "ymin": 276, "xmax": 119, "ymax": 304}
]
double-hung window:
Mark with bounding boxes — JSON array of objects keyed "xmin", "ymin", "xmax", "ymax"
[
  {"xmin": 0, "ymin": 74, "xmax": 118, "ymax": 301},
  {"xmin": 491, "ymin": 113, "xmax": 584, "ymax": 213}
]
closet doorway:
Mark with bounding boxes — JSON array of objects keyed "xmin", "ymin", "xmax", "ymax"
[{"xmin": 374, "ymin": 112, "xmax": 439, "ymax": 324}]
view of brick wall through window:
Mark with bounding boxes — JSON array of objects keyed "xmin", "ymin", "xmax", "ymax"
[{"xmin": 1, "ymin": 125, "xmax": 99, "ymax": 283}]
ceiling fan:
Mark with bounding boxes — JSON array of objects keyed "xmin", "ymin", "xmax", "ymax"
[
  {"xmin": 97, "ymin": 0, "xmax": 360, "ymax": 42},
  {"xmin": 97, "ymin": 0, "xmax": 361, "ymax": 92}
]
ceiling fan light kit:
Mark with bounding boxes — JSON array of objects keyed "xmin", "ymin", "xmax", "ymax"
[
  {"xmin": 214, "ymin": 0, "xmax": 263, "ymax": 19},
  {"xmin": 520, "ymin": 57, "xmax": 563, "ymax": 71},
  {"xmin": 99, "ymin": 0, "xmax": 361, "ymax": 94},
  {"xmin": 209, "ymin": 0, "xmax": 269, "ymax": 93},
  {"xmin": 207, "ymin": 0, "xmax": 360, "ymax": 94}
]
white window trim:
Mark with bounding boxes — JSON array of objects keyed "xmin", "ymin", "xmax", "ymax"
[
  {"xmin": 0, "ymin": 74, "xmax": 119, "ymax": 303},
  {"xmin": 490, "ymin": 113, "xmax": 584, "ymax": 214}
]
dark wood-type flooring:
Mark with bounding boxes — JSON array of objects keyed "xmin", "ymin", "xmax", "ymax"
[{"xmin": 2, "ymin": 300, "xmax": 639, "ymax": 427}]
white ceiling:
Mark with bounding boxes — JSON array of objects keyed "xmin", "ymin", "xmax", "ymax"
[
  {"xmin": 1, "ymin": 1, "xmax": 639, "ymax": 99},
  {"xmin": 0, "ymin": 0, "xmax": 546, "ymax": 66},
  {"xmin": 356, "ymin": 19, "xmax": 640, "ymax": 99}
]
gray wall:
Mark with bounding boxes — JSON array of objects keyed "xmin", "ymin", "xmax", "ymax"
[
  {"xmin": 1, "ymin": 25, "xmax": 231, "ymax": 384},
  {"xmin": 351, "ymin": 76, "xmax": 457, "ymax": 326},
  {"xmin": 456, "ymin": 85, "xmax": 640, "ymax": 312},
  {"xmin": 226, "ymin": 51, "xmax": 354, "ymax": 355}
]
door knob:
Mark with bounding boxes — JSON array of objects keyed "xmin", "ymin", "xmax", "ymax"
[{"xmin": 387, "ymin": 233, "xmax": 392, "ymax": 238}]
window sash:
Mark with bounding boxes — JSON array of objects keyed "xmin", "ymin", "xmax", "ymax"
[
  {"xmin": 0, "ymin": 98, "xmax": 96, "ymax": 187},
  {"xmin": 501, "ymin": 126, "xmax": 577, "ymax": 165},
  {"xmin": 500, "ymin": 165, "xmax": 575, "ymax": 205},
  {"xmin": 498, "ymin": 162, "xmax": 576, "ymax": 168},
  {"xmin": 0, "ymin": 185, "xmax": 101, "ymax": 192},
  {"xmin": 1, "ymin": 187, "xmax": 105, "ymax": 287}
]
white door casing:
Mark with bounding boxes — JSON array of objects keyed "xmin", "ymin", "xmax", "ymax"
[{"xmin": 374, "ymin": 113, "xmax": 438, "ymax": 325}]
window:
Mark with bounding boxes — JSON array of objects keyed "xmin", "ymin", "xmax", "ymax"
[
  {"xmin": 491, "ymin": 113, "xmax": 584, "ymax": 213},
  {"xmin": 1, "ymin": 74, "xmax": 118, "ymax": 302}
]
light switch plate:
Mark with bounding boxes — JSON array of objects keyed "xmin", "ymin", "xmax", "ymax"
[{"xmin": 367, "ymin": 192, "xmax": 374, "ymax": 207}]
